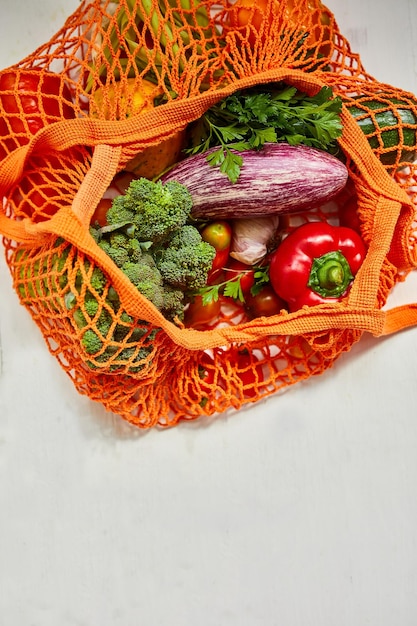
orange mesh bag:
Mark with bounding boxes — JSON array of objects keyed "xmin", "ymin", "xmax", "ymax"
[{"xmin": 0, "ymin": 0, "xmax": 417, "ymax": 428}]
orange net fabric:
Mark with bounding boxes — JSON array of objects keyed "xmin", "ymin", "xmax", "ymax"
[{"xmin": 0, "ymin": 0, "xmax": 416, "ymax": 428}]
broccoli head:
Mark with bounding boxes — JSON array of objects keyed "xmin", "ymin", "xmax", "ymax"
[
  {"xmin": 155, "ymin": 225, "xmax": 216, "ymax": 291},
  {"xmin": 85, "ymin": 177, "xmax": 217, "ymax": 331},
  {"xmin": 108, "ymin": 177, "xmax": 193, "ymax": 243}
]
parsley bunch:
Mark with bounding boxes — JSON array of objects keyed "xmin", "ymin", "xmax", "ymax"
[{"xmin": 187, "ymin": 83, "xmax": 343, "ymax": 183}]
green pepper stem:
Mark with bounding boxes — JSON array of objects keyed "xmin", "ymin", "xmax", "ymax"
[{"xmin": 307, "ymin": 250, "xmax": 354, "ymax": 298}]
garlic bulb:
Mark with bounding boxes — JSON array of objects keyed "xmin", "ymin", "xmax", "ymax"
[{"xmin": 230, "ymin": 216, "xmax": 280, "ymax": 265}]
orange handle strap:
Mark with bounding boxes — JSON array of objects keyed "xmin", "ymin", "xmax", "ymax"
[{"xmin": 381, "ymin": 303, "xmax": 417, "ymax": 336}]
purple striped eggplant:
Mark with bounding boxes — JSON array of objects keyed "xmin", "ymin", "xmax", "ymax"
[{"xmin": 161, "ymin": 142, "xmax": 348, "ymax": 219}]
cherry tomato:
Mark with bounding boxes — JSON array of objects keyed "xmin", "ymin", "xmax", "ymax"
[
  {"xmin": 225, "ymin": 258, "xmax": 255, "ymax": 296},
  {"xmin": 286, "ymin": 336, "xmax": 314, "ymax": 359},
  {"xmin": 201, "ymin": 220, "xmax": 233, "ymax": 283},
  {"xmin": 201, "ymin": 221, "xmax": 232, "ymax": 251},
  {"xmin": 231, "ymin": 348, "xmax": 265, "ymax": 398},
  {"xmin": 338, "ymin": 197, "xmax": 361, "ymax": 233},
  {"xmin": 245, "ymin": 285, "xmax": 287, "ymax": 319},
  {"xmin": 91, "ymin": 198, "xmax": 112, "ymax": 227},
  {"xmin": 207, "ymin": 247, "xmax": 230, "ymax": 284},
  {"xmin": 184, "ymin": 295, "xmax": 221, "ymax": 329},
  {"xmin": 183, "ymin": 352, "xmax": 217, "ymax": 406}
]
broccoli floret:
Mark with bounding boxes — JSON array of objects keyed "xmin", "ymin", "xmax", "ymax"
[
  {"xmin": 105, "ymin": 245, "xmax": 130, "ymax": 268},
  {"xmin": 105, "ymin": 195, "xmax": 135, "ymax": 226},
  {"xmin": 90, "ymin": 266, "xmax": 108, "ymax": 293},
  {"xmin": 114, "ymin": 178, "xmax": 192, "ymax": 243},
  {"xmin": 155, "ymin": 225, "xmax": 216, "ymax": 291},
  {"xmin": 97, "ymin": 238, "xmax": 112, "ymax": 256},
  {"xmin": 110, "ymin": 231, "xmax": 130, "ymax": 249},
  {"xmin": 161, "ymin": 285, "xmax": 185, "ymax": 321},
  {"xmin": 74, "ymin": 261, "xmax": 107, "ymax": 296},
  {"xmin": 127, "ymin": 238, "xmax": 144, "ymax": 262},
  {"xmin": 84, "ymin": 297, "xmax": 101, "ymax": 318},
  {"xmin": 89, "ymin": 225, "xmax": 101, "ymax": 243},
  {"xmin": 73, "ymin": 297, "xmax": 99, "ymax": 328},
  {"xmin": 109, "ymin": 345, "xmax": 153, "ymax": 373},
  {"xmin": 81, "ymin": 329, "xmax": 103, "ymax": 355},
  {"xmin": 73, "ymin": 296, "xmax": 113, "ymax": 337},
  {"xmin": 121, "ymin": 261, "xmax": 165, "ymax": 311},
  {"xmin": 135, "ymin": 251, "xmax": 156, "ymax": 268},
  {"xmin": 114, "ymin": 312, "xmax": 155, "ymax": 343}
]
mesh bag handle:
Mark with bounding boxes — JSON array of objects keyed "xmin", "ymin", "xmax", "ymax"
[{"xmin": 382, "ymin": 304, "xmax": 417, "ymax": 335}]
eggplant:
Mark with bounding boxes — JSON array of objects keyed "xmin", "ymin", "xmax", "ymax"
[{"xmin": 161, "ymin": 142, "xmax": 348, "ymax": 219}]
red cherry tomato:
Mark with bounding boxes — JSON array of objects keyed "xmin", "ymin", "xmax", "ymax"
[
  {"xmin": 207, "ymin": 247, "xmax": 230, "ymax": 284},
  {"xmin": 91, "ymin": 198, "xmax": 112, "ymax": 227},
  {"xmin": 225, "ymin": 258, "xmax": 255, "ymax": 296},
  {"xmin": 338, "ymin": 197, "xmax": 361, "ymax": 233},
  {"xmin": 245, "ymin": 285, "xmax": 287, "ymax": 319},
  {"xmin": 184, "ymin": 295, "xmax": 221, "ymax": 329},
  {"xmin": 231, "ymin": 348, "xmax": 265, "ymax": 398}
]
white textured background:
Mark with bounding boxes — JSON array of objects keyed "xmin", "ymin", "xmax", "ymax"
[{"xmin": 0, "ymin": 1, "xmax": 417, "ymax": 625}]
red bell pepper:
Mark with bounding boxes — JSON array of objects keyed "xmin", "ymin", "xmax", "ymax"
[{"xmin": 269, "ymin": 222, "xmax": 367, "ymax": 311}]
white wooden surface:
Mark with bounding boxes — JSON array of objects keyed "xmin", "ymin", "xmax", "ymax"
[{"xmin": 0, "ymin": 1, "xmax": 417, "ymax": 624}]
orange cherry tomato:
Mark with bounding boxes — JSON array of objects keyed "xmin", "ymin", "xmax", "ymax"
[
  {"xmin": 184, "ymin": 295, "xmax": 221, "ymax": 330},
  {"xmin": 201, "ymin": 220, "xmax": 233, "ymax": 251},
  {"xmin": 201, "ymin": 220, "xmax": 233, "ymax": 283}
]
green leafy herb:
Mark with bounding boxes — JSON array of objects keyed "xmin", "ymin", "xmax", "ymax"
[
  {"xmin": 196, "ymin": 265, "xmax": 270, "ymax": 305},
  {"xmin": 250, "ymin": 266, "xmax": 270, "ymax": 296},
  {"xmin": 187, "ymin": 83, "xmax": 343, "ymax": 182}
]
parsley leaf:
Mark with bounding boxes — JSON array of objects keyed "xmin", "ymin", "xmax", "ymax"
[{"xmin": 194, "ymin": 264, "xmax": 270, "ymax": 304}]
